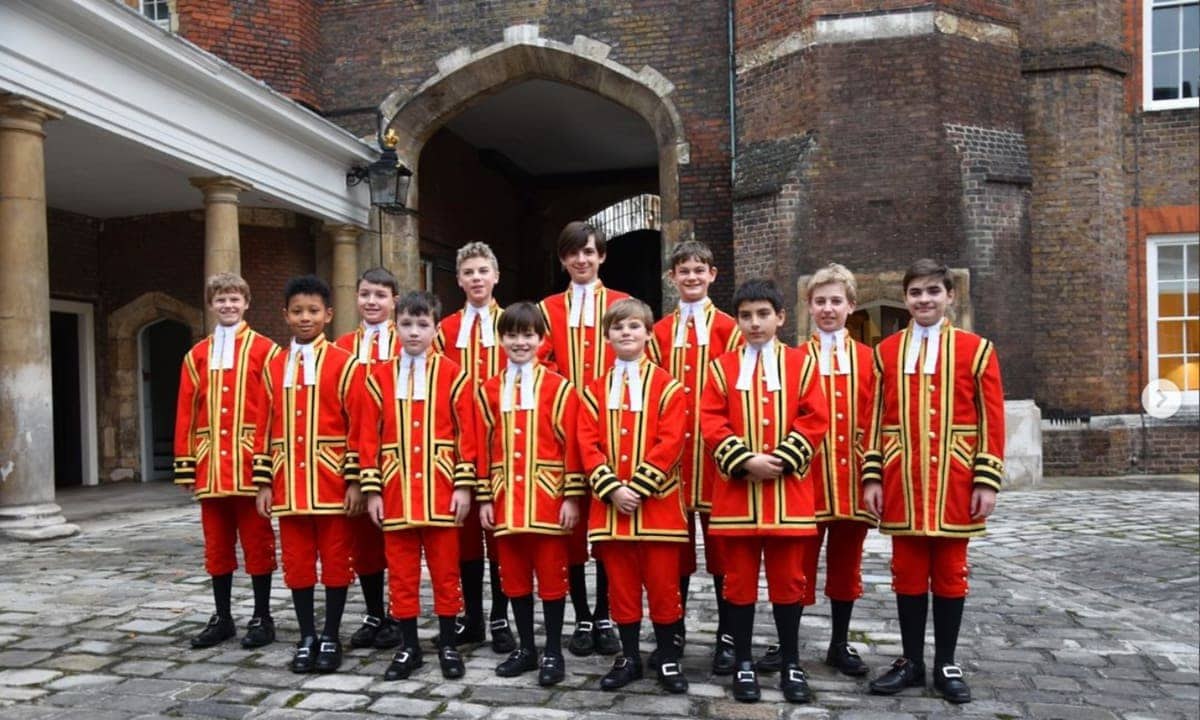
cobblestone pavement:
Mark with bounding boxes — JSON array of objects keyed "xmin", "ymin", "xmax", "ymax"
[{"xmin": 0, "ymin": 482, "xmax": 1196, "ymax": 720}]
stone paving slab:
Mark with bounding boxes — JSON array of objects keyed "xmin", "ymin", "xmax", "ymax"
[{"xmin": 0, "ymin": 485, "xmax": 1195, "ymax": 719}]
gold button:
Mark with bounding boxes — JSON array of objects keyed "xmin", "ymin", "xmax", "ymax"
[
  {"xmin": 928, "ymin": 432, "xmax": 936, "ymax": 439},
  {"xmin": 762, "ymin": 418, "xmax": 770, "ymax": 426},
  {"xmin": 515, "ymin": 475, "xmax": 524, "ymax": 482},
  {"xmin": 620, "ymin": 454, "xmax": 628, "ymax": 462},
  {"xmin": 223, "ymin": 386, "xmax": 230, "ymax": 393},
  {"xmin": 415, "ymin": 472, "xmax": 423, "ymax": 478},
  {"xmin": 929, "ymin": 408, "xmax": 936, "ymax": 415},
  {"xmin": 620, "ymin": 428, "xmax": 628, "ymax": 435},
  {"xmin": 837, "ymin": 435, "xmax": 845, "ymax": 442},
  {"xmin": 298, "ymin": 461, "xmax": 305, "ymax": 468},
  {"xmin": 763, "ymin": 443, "xmax": 771, "ymax": 450},
  {"xmin": 295, "ymin": 410, "xmax": 302, "ymax": 416},
  {"xmin": 414, "ymin": 446, "xmax": 421, "ymax": 453},
  {"xmin": 835, "ymin": 390, "xmax": 843, "ymax": 398},
  {"xmin": 514, "ymin": 427, "xmax": 522, "ymax": 434},
  {"xmin": 297, "ymin": 435, "xmax": 303, "ymax": 442},
  {"xmin": 839, "ymin": 458, "xmax": 847, "ymax": 465},
  {"xmin": 836, "ymin": 413, "xmax": 844, "ymax": 420},
  {"xmin": 221, "ymin": 407, "xmax": 229, "ymax": 414},
  {"xmin": 762, "ymin": 397, "xmax": 769, "ymax": 404},
  {"xmin": 514, "ymin": 451, "xmax": 522, "ymax": 458},
  {"xmin": 684, "ymin": 365, "xmax": 692, "ymax": 371},
  {"xmin": 684, "ymin": 387, "xmax": 692, "ymax": 393},
  {"xmin": 684, "ymin": 432, "xmax": 692, "ymax": 439},
  {"xmin": 221, "ymin": 429, "xmax": 229, "ymax": 436},
  {"xmin": 414, "ymin": 420, "xmax": 421, "ymax": 427},
  {"xmin": 220, "ymin": 450, "xmax": 228, "ymax": 456},
  {"xmin": 584, "ymin": 340, "xmax": 591, "ymax": 347},
  {"xmin": 931, "ymin": 456, "xmax": 938, "ymax": 464}
]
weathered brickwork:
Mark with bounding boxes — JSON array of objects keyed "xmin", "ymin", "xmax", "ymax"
[{"xmin": 1044, "ymin": 417, "xmax": 1200, "ymax": 476}]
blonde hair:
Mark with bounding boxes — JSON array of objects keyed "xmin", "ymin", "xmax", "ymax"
[
  {"xmin": 602, "ymin": 297, "xmax": 654, "ymax": 334},
  {"xmin": 455, "ymin": 241, "xmax": 499, "ymax": 273},
  {"xmin": 805, "ymin": 263, "xmax": 857, "ymax": 304},
  {"xmin": 205, "ymin": 272, "xmax": 251, "ymax": 305}
]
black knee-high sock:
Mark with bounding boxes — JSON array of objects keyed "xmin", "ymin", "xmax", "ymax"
[
  {"xmin": 652, "ymin": 621, "xmax": 683, "ymax": 664},
  {"xmin": 772, "ymin": 602, "xmax": 803, "ymax": 665},
  {"xmin": 617, "ymin": 621, "xmax": 640, "ymax": 659},
  {"xmin": 399, "ymin": 617, "xmax": 419, "ymax": 652},
  {"xmin": 728, "ymin": 602, "xmax": 755, "ymax": 663},
  {"xmin": 510, "ymin": 594, "xmax": 536, "ymax": 652},
  {"xmin": 212, "ymin": 573, "xmax": 233, "ymax": 619},
  {"xmin": 488, "ymin": 560, "xmax": 509, "ymax": 622},
  {"xmin": 322, "ymin": 586, "xmax": 348, "ymax": 638},
  {"xmin": 830, "ymin": 599, "xmax": 854, "ymax": 646},
  {"xmin": 437, "ymin": 615, "xmax": 457, "ymax": 649},
  {"xmin": 678, "ymin": 575, "xmax": 691, "ymax": 614},
  {"xmin": 896, "ymin": 593, "xmax": 928, "ymax": 664},
  {"xmin": 713, "ymin": 574, "xmax": 728, "ymax": 639},
  {"xmin": 251, "ymin": 573, "xmax": 273, "ymax": 619},
  {"xmin": 568, "ymin": 564, "xmax": 592, "ymax": 622},
  {"xmin": 932, "ymin": 595, "xmax": 964, "ymax": 667},
  {"xmin": 594, "ymin": 561, "xmax": 610, "ymax": 620},
  {"xmin": 358, "ymin": 571, "xmax": 385, "ymax": 619},
  {"xmin": 543, "ymin": 598, "xmax": 565, "ymax": 656},
  {"xmin": 460, "ymin": 559, "xmax": 485, "ymax": 627},
  {"xmin": 292, "ymin": 586, "xmax": 316, "ymax": 638}
]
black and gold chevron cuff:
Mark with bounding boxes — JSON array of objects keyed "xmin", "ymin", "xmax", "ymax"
[
  {"xmin": 775, "ymin": 431, "xmax": 814, "ymax": 475},
  {"xmin": 343, "ymin": 451, "xmax": 361, "ymax": 483},
  {"xmin": 629, "ymin": 462, "xmax": 664, "ymax": 497},
  {"xmin": 358, "ymin": 467, "xmax": 383, "ymax": 494},
  {"xmin": 563, "ymin": 472, "xmax": 588, "ymax": 498},
  {"xmin": 589, "ymin": 465, "xmax": 621, "ymax": 501},
  {"xmin": 173, "ymin": 456, "xmax": 196, "ymax": 484},
  {"xmin": 714, "ymin": 436, "xmax": 754, "ymax": 476},
  {"xmin": 973, "ymin": 452, "xmax": 1004, "ymax": 491},
  {"xmin": 453, "ymin": 462, "xmax": 477, "ymax": 489},
  {"xmin": 861, "ymin": 449, "xmax": 883, "ymax": 484},
  {"xmin": 251, "ymin": 453, "xmax": 273, "ymax": 485}
]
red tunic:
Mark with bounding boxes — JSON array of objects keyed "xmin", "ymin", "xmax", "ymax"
[
  {"xmin": 700, "ymin": 341, "xmax": 830, "ymax": 536},
  {"xmin": 475, "ymin": 365, "xmax": 585, "ymax": 535},
  {"xmin": 174, "ymin": 322, "xmax": 278, "ymax": 497},
  {"xmin": 251, "ymin": 335, "xmax": 363, "ymax": 516},
  {"xmin": 862, "ymin": 323, "xmax": 1005, "ymax": 537},
  {"xmin": 648, "ymin": 300, "xmax": 743, "ymax": 513},
  {"xmin": 578, "ymin": 358, "xmax": 689, "ymax": 543},
  {"xmin": 537, "ymin": 283, "xmax": 630, "ymax": 388},
  {"xmin": 334, "ymin": 321, "xmax": 401, "ymax": 365},
  {"xmin": 358, "ymin": 353, "xmax": 477, "ymax": 530},
  {"xmin": 435, "ymin": 302, "xmax": 506, "ymax": 387}
]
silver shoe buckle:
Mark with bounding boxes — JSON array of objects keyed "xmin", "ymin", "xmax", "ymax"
[
  {"xmin": 660, "ymin": 662, "xmax": 681, "ymax": 676},
  {"xmin": 940, "ymin": 664, "xmax": 963, "ymax": 679},
  {"xmin": 736, "ymin": 669, "xmax": 756, "ymax": 682}
]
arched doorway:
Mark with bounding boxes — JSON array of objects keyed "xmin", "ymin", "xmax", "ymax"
[
  {"xmin": 137, "ymin": 319, "xmax": 191, "ymax": 482},
  {"xmin": 849, "ymin": 302, "xmax": 911, "ymax": 347}
]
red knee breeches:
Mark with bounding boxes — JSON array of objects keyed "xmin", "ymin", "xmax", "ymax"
[
  {"xmin": 799, "ymin": 520, "xmax": 869, "ymax": 605},
  {"xmin": 278, "ymin": 514, "xmax": 352, "ymax": 589},
  {"xmin": 496, "ymin": 533, "xmax": 568, "ymax": 600},
  {"xmin": 349, "ymin": 512, "xmax": 387, "ymax": 576},
  {"xmin": 385, "ymin": 526, "xmax": 462, "ymax": 619},
  {"xmin": 595, "ymin": 541, "xmax": 682, "ymax": 625},
  {"xmin": 200, "ymin": 495, "xmax": 277, "ymax": 577},
  {"xmin": 890, "ymin": 535, "xmax": 970, "ymax": 598},
  {"xmin": 722, "ymin": 535, "xmax": 807, "ymax": 605}
]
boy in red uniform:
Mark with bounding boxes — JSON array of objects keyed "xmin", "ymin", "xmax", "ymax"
[
  {"xmin": 700, "ymin": 279, "xmax": 829, "ymax": 704},
  {"xmin": 253, "ymin": 275, "xmax": 365, "ymax": 674},
  {"xmin": 175, "ymin": 273, "xmax": 279, "ymax": 650},
  {"xmin": 647, "ymin": 240, "xmax": 743, "ymax": 674},
  {"xmin": 334, "ymin": 267, "xmax": 402, "ymax": 651},
  {"xmin": 359, "ymin": 291, "xmax": 478, "ymax": 681},
  {"xmin": 579, "ymin": 298, "xmax": 689, "ymax": 694},
  {"xmin": 476, "ymin": 302, "xmax": 583, "ymax": 686},
  {"xmin": 862, "ymin": 259, "xmax": 1004, "ymax": 704},
  {"xmin": 537, "ymin": 220, "xmax": 628, "ymax": 655},
  {"xmin": 434, "ymin": 242, "xmax": 514, "ymax": 654},
  {"xmin": 758, "ymin": 263, "xmax": 878, "ymax": 675}
]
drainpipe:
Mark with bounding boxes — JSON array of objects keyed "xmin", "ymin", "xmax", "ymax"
[{"xmin": 728, "ymin": 0, "xmax": 737, "ymax": 181}]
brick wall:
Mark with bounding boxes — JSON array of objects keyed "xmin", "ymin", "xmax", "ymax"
[
  {"xmin": 1044, "ymin": 420, "xmax": 1200, "ymax": 476},
  {"xmin": 48, "ymin": 209, "xmax": 100, "ymax": 303}
]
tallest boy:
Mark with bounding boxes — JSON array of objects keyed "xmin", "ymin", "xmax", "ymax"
[{"xmin": 537, "ymin": 221, "xmax": 628, "ymax": 656}]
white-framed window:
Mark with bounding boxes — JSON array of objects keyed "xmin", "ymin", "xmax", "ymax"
[
  {"xmin": 1145, "ymin": 0, "xmax": 1200, "ymax": 110},
  {"xmin": 1147, "ymin": 235, "xmax": 1200, "ymax": 404},
  {"xmin": 141, "ymin": 0, "xmax": 171, "ymax": 30}
]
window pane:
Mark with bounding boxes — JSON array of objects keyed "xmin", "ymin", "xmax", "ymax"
[
  {"xmin": 1160, "ymin": 282, "xmax": 1186, "ymax": 316},
  {"xmin": 1159, "ymin": 244, "xmax": 1185, "ymax": 280},
  {"xmin": 1159, "ymin": 319, "xmax": 1186, "ymax": 352},
  {"xmin": 1184, "ymin": 4, "xmax": 1199, "ymax": 50},
  {"xmin": 1154, "ymin": 55, "xmax": 1181, "ymax": 99},
  {"xmin": 1159, "ymin": 356, "xmax": 1186, "ymax": 387},
  {"xmin": 1183, "ymin": 51, "xmax": 1199, "ymax": 97},
  {"xmin": 1184, "ymin": 359, "xmax": 1199, "ymax": 391},
  {"xmin": 1187, "ymin": 243, "xmax": 1199, "ymax": 280},
  {"xmin": 1187, "ymin": 319, "xmax": 1200, "ymax": 353},
  {"xmin": 1155, "ymin": 7, "xmax": 1181, "ymax": 52}
]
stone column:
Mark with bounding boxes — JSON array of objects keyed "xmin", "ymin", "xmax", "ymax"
[
  {"xmin": 189, "ymin": 176, "xmax": 252, "ymax": 328},
  {"xmin": 0, "ymin": 94, "xmax": 78, "ymax": 540},
  {"xmin": 327, "ymin": 224, "xmax": 362, "ymax": 337}
]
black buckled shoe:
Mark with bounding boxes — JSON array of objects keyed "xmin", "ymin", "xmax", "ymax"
[
  {"xmin": 240, "ymin": 616, "xmax": 275, "ymax": 649},
  {"xmin": 567, "ymin": 620, "xmax": 595, "ymax": 656},
  {"xmin": 593, "ymin": 618, "xmax": 621, "ymax": 656},
  {"xmin": 825, "ymin": 642, "xmax": 869, "ymax": 676},
  {"xmin": 290, "ymin": 636, "xmax": 318, "ymax": 673},
  {"xmin": 657, "ymin": 660, "xmax": 689, "ymax": 694},
  {"xmin": 373, "ymin": 617, "xmax": 404, "ymax": 649},
  {"xmin": 314, "ymin": 635, "xmax": 343, "ymax": 673},
  {"xmin": 438, "ymin": 646, "xmax": 465, "ymax": 679},
  {"xmin": 537, "ymin": 652, "xmax": 566, "ymax": 686},
  {"xmin": 495, "ymin": 647, "xmax": 538, "ymax": 677},
  {"xmin": 869, "ymin": 657, "xmax": 925, "ymax": 695},
  {"xmin": 780, "ymin": 663, "xmax": 814, "ymax": 703},
  {"xmin": 599, "ymin": 655, "xmax": 643, "ymax": 691},
  {"xmin": 755, "ymin": 643, "xmax": 782, "ymax": 673},
  {"xmin": 432, "ymin": 615, "xmax": 484, "ymax": 647},
  {"xmin": 383, "ymin": 647, "xmax": 424, "ymax": 681},
  {"xmin": 191, "ymin": 614, "xmax": 236, "ymax": 649},
  {"xmin": 711, "ymin": 633, "xmax": 737, "ymax": 676},
  {"xmin": 731, "ymin": 660, "xmax": 761, "ymax": 703},
  {"xmin": 933, "ymin": 663, "xmax": 971, "ymax": 704},
  {"xmin": 490, "ymin": 619, "xmax": 517, "ymax": 654},
  {"xmin": 349, "ymin": 615, "xmax": 383, "ymax": 648}
]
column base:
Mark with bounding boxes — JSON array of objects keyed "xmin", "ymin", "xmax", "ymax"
[{"xmin": 0, "ymin": 503, "xmax": 79, "ymax": 541}]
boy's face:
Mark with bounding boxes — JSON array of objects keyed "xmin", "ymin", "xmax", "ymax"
[
  {"xmin": 807, "ymin": 282, "xmax": 855, "ymax": 334},
  {"xmin": 737, "ymin": 300, "xmax": 784, "ymax": 347},
  {"xmin": 210, "ymin": 290, "xmax": 249, "ymax": 328},
  {"xmin": 457, "ymin": 256, "xmax": 499, "ymax": 307},
  {"xmin": 396, "ymin": 310, "xmax": 437, "ymax": 356},
  {"xmin": 607, "ymin": 316, "xmax": 650, "ymax": 361},
  {"xmin": 356, "ymin": 280, "xmax": 396, "ymax": 326},
  {"xmin": 284, "ymin": 293, "xmax": 331, "ymax": 344},
  {"xmin": 500, "ymin": 328, "xmax": 541, "ymax": 365},
  {"xmin": 668, "ymin": 258, "xmax": 717, "ymax": 303},
  {"xmin": 904, "ymin": 275, "xmax": 954, "ymax": 327},
  {"xmin": 560, "ymin": 235, "xmax": 605, "ymax": 285}
]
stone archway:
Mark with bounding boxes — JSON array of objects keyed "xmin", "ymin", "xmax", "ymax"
[
  {"xmin": 377, "ymin": 25, "xmax": 690, "ymax": 308},
  {"xmin": 103, "ymin": 292, "xmax": 203, "ymax": 481}
]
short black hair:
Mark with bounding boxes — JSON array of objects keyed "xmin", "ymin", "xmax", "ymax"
[
  {"xmin": 395, "ymin": 290, "xmax": 442, "ymax": 323},
  {"xmin": 283, "ymin": 275, "xmax": 331, "ymax": 307},
  {"xmin": 557, "ymin": 220, "xmax": 607, "ymax": 259},
  {"xmin": 733, "ymin": 278, "xmax": 784, "ymax": 313},
  {"xmin": 497, "ymin": 301, "xmax": 546, "ymax": 337},
  {"xmin": 358, "ymin": 267, "xmax": 400, "ymax": 296}
]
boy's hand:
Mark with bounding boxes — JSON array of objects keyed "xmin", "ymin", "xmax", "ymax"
[
  {"xmin": 366, "ymin": 492, "xmax": 384, "ymax": 529},
  {"xmin": 254, "ymin": 486, "xmax": 273, "ymax": 519},
  {"xmin": 344, "ymin": 483, "xmax": 365, "ymax": 516},
  {"xmin": 559, "ymin": 498, "xmax": 579, "ymax": 529},
  {"xmin": 863, "ymin": 481, "xmax": 883, "ymax": 517},
  {"xmin": 970, "ymin": 486, "xmax": 997, "ymax": 520},
  {"xmin": 450, "ymin": 488, "xmax": 472, "ymax": 524},
  {"xmin": 611, "ymin": 486, "xmax": 641, "ymax": 515},
  {"xmin": 742, "ymin": 454, "xmax": 785, "ymax": 481},
  {"xmin": 479, "ymin": 502, "xmax": 495, "ymax": 531}
]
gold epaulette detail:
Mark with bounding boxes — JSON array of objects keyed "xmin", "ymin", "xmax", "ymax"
[
  {"xmin": 173, "ymin": 457, "xmax": 196, "ymax": 484},
  {"xmin": 775, "ymin": 431, "xmax": 815, "ymax": 475},
  {"xmin": 714, "ymin": 436, "xmax": 753, "ymax": 476},
  {"xmin": 861, "ymin": 450, "xmax": 883, "ymax": 484},
  {"xmin": 251, "ymin": 454, "xmax": 273, "ymax": 485},
  {"xmin": 359, "ymin": 467, "xmax": 383, "ymax": 494},
  {"xmin": 973, "ymin": 452, "xmax": 1004, "ymax": 491},
  {"xmin": 563, "ymin": 472, "xmax": 587, "ymax": 498},
  {"xmin": 589, "ymin": 465, "xmax": 621, "ymax": 500},
  {"xmin": 629, "ymin": 462, "xmax": 664, "ymax": 498},
  {"xmin": 453, "ymin": 462, "xmax": 476, "ymax": 489}
]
